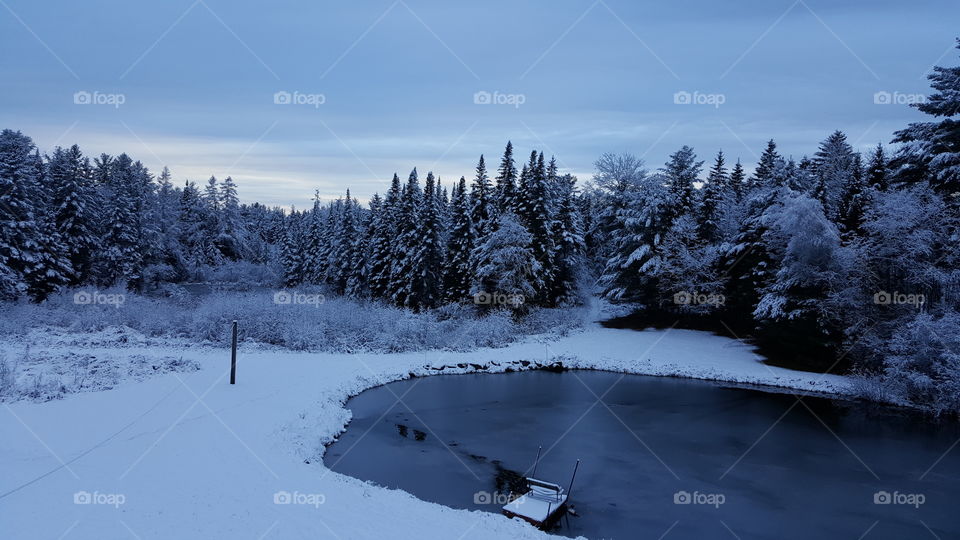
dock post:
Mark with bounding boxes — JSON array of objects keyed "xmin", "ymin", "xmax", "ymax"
[
  {"xmin": 566, "ymin": 459, "xmax": 580, "ymax": 499},
  {"xmin": 531, "ymin": 446, "xmax": 542, "ymax": 478},
  {"xmin": 229, "ymin": 320, "xmax": 238, "ymax": 384}
]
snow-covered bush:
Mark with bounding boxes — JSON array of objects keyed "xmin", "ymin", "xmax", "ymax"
[
  {"xmin": 869, "ymin": 312, "xmax": 960, "ymax": 414},
  {"xmin": 0, "ymin": 289, "xmax": 585, "ymax": 354}
]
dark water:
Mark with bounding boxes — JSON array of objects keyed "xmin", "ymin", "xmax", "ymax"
[{"xmin": 324, "ymin": 371, "xmax": 960, "ymax": 539}]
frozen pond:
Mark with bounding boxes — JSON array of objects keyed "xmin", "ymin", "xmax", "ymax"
[{"xmin": 324, "ymin": 370, "xmax": 960, "ymax": 539}]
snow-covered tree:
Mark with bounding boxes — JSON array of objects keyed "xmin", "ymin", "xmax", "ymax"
[
  {"xmin": 444, "ymin": 176, "xmax": 473, "ymax": 302},
  {"xmin": 891, "ymin": 39, "xmax": 960, "ymax": 193},
  {"xmin": 661, "ymin": 145, "xmax": 703, "ymax": 217},
  {"xmin": 471, "ymin": 212, "xmax": 541, "ymax": 312}
]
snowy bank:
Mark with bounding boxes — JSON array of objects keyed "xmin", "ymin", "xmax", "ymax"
[{"xmin": 0, "ymin": 317, "xmax": 852, "ymax": 540}]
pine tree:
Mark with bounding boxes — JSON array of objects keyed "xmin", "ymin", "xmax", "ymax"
[
  {"xmin": 331, "ymin": 190, "xmax": 358, "ymax": 294},
  {"xmin": 470, "ymin": 155, "xmax": 494, "ymax": 239},
  {"xmin": 471, "ymin": 212, "xmax": 541, "ymax": 311},
  {"xmin": 495, "ymin": 141, "xmax": 518, "ymax": 214},
  {"xmin": 218, "ymin": 176, "xmax": 244, "ymax": 259},
  {"xmin": 408, "ymin": 172, "xmax": 444, "ymax": 309},
  {"xmin": 750, "ymin": 140, "xmax": 781, "ymax": 190},
  {"xmin": 662, "ymin": 145, "xmax": 703, "ymax": 217},
  {"xmin": 368, "ymin": 174, "xmax": 402, "ymax": 298},
  {"xmin": 518, "ymin": 152, "xmax": 554, "ymax": 303},
  {"xmin": 390, "ymin": 169, "xmax": 423, "ymax": 307},
  {"xmin": 836, "ymin": 153, "xmax": 869, "ymax": 238},
  {"xmin": 813, "ymin": 130, "xmax": 857, "ymax": 217},
  {"xmin": 698, "ymin": 151, "xmax": 728, "ymax": 241},
  {"xmin": 0, "ymin": 131, "xmax": 69, "ymax": 299},
  {"xmin": 866, "ymin": 143, "xmax": 889, "ymax": 191},
  {"xmin": 47, "ymin": 144, "xmax": 98, "ymax": 285},
  {"xmin": 444, "ymin": 176, "xmax": 473, "ymax": 302},
  {"xmin": 94, "ymin": 154, "xmax": 148, "ymax": 287},
  {"xmin": 548, "ymin": 173, "xmax": 585, "ymax": 304},
  {"xmin": 729, "ymin": 158, "xmax": 747, "ymax": 201},
  {"xmin": 599, "ymin": 174, "xmax": 674, "ymax": 302},
  {"xmin": 891, "ymin": 39, "xmax": 960, "ymax": 192},
  {"xmin": 280, "ymin": 211, "xmax": 305, "ymax": 287},
  {"xmin": 753, "ymin": 192, "xmax": 844, "ymax": 369},
  {"xmin": 176, "ymin": 180, "xmax": 209, "ymax": 280}
]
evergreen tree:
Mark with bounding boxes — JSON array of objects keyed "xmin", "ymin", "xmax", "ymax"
[
  {"xmin": 662, "ymin": 145, "xmax": 703, "ymax": 217},
  {"xmin": 368, "ymin": 174, "xmax": 402, "ymax": 297},
  {"xmin": 408, "ymin": 172, "xmax": 444, "ymax": 309},
  {"xmin": 836, "ymin": 153, "xmax": 869, "ymax": 238},
  {"xmin": 813, "ymin": 130, "xmax": 857, "ymax": 217},
  {"xmin": 444, "ymin": 176, "xmax": 473, "ymax": 302},
  {"xmin": 280, "ymin": 211, "xmax": 305, "ymax": 287},
  {"xmin": 495, "ymin": 141, "xmax": 518, "ymax": 214},
  {"xmin": 548, "ymin": 173, "xmax": 585, "ymax": 304},
  {"xmin": 729, "ymin": 158, "xmax": 747, "ymax": 201},
  {"xmin": 470, "ymin": 155, "xmax": 494, "ymax": 239},
  {"xmin": 471, "ymin": 213, "xmax": 541, "ymax": 312},
  {"xmin": 218, "ymin": 176, "xmax": 244, "ymax": 259},
  {"xmin": 390, "ymin": 169, "xmax": 423, "ymax": 307},
  {"xmin": 699, "ymin": 151, "xmax": 728, "ymax": 241},
  {"xmin": 750, "ymin": 140, "xmax": 781, "ymax": 190},
  {"xmin": 599, "ymin": 174, "xmax": 673, "ymax": 302},
  {"xmin": 46, "ymin": 144, "xmax": 98, "ymax": 285},
  {"xmin": 866, "ymin": 143, "xmax": 889, "ymax": 191},
  {"xmin": 891, "ymin": 39, "xmax": 960, "ymax": 192},
  {"xmin": 0, "ymin": 130, "xmax": 68, "ymax": 299}
]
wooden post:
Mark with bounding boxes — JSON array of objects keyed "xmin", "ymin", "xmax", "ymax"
[
  {"xmin": 229, "ymin": 320, "xmax": 238, "ymax": 384},
  {"xmin": 531, "ymin": 445, "xmax": 542, "ymax": 478},
  {"xmin": 566, "ymin": 460, "xmax": 580, "ymax": 499}
]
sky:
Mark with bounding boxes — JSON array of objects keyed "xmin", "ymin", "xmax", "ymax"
[{"xmin": 1, "ymin": 0, "xmax": 957, "ymax": 207}]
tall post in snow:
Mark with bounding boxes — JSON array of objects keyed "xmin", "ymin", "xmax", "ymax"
[{"xmin": 230, "ymin": 320, "xmax": 238, "ymax": 384}]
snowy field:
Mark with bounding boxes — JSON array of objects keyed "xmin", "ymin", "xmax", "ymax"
[{"xmin": 0, "ymin": 307, "xmax": 852, "ymax": 540}]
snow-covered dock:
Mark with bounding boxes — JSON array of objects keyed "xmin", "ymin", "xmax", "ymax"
[{"xmin": 502, "ymin": 478, "xmax": 568, "ymax": 529}]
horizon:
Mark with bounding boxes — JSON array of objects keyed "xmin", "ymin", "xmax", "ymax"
[{"xmin": 3, "ymin": 0, "xmax": 958, "ymax": 207}]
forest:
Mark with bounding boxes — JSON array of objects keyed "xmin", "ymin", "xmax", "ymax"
[{"xmin": 2, "ymin": 42, "xmax": 959, "ymax": 414}]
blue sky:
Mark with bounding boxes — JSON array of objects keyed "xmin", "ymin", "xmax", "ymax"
[{"xmin": 1, "ymin": 0, "xmax": 957, "ymax": 206}]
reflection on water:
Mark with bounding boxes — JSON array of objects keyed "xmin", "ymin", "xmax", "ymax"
[{"xmin": 324, "ymin": 371, "xmax": 960, "ymax": 539}]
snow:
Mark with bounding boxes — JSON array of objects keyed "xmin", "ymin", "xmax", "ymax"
[{"xmin": 0, "ymin": 306, "xmax": 853, "ymax": 539}]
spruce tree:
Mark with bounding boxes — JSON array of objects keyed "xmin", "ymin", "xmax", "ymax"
[
  {"xmin": 891, "ymin": 39, "xmax": 960, "ymax": 192},
  {"xmin": 866, "ymin": 143, "xmax": 889, "ymax": 191},
  {"xmin": 729, "ymin": 158, "xmax": 747, "ymax": 201},
  {"xmin": 750, "ymin": 140, "xmax": 781, "ymax": 190},
  {"xmin": 390, "ymin": 169, "xmax": 423, "ymax": 307},
  {"xmin": 47, "ymin": 144, "xmax": 98, "ymax": 285},
  {"xmin": 662, "ymin": 145, "xmax": 703, "ymax": 217},
  {"xmin": 444, "ymin": 176, "xmax": 473, "ymax": 302},
  {"xmin": 368, "ymin": 174, "xmax": 401, "ymax": 298},
  {"xmin": 470, "ymin": 155, "xmax": 493, "ymax": 239},
  {"xmin": 495, "ymin": 141, "xmax": 518, "ymax": 214},
  {"xmin": 836, "ymin": 153, "xmax": 869, "ymax": 238}
]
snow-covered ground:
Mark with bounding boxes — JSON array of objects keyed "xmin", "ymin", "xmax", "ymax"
[{"xmin": 0, "ymin": 305, "xmax": 852, "ymax": 540}]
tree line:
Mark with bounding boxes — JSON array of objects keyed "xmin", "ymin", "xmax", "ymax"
[{"xmin": 587, "ymin": 40, "xmax": 960, "ymax": 413}]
